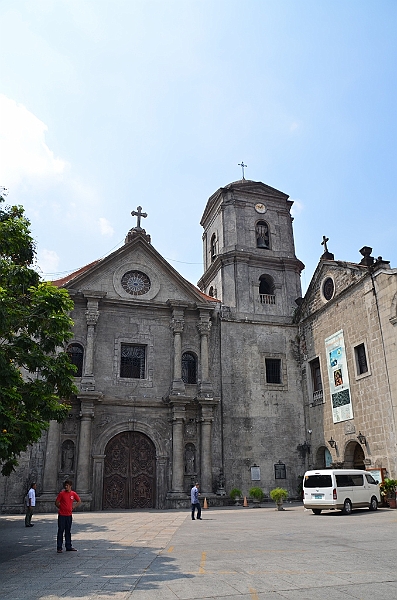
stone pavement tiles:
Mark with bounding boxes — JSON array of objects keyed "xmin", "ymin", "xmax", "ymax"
[{"xmin": 0, "ymin": 506, "xmax": 397, "ymax": 599}]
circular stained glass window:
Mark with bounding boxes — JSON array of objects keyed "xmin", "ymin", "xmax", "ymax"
[
  {"xmin": 121, "ymin": 270, "xmax": 151, "ymax": 296},
  {"xmin": 322, "ymin": 277, "xmax": 334, "ymax": 301}
]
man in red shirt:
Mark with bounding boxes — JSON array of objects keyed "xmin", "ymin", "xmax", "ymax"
[{"xmin": 55, "ymin": 479, "xmax": 81, "ymax": 553}]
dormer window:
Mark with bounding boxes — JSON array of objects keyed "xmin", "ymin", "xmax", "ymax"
[{"xmin": 256, "ymin": 221, "xmax": 270, "ymax": 249}]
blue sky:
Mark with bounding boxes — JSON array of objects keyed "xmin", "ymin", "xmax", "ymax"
[{"xmin": 0, "ymin": 0, "xmax": 396, "ymax": 293}]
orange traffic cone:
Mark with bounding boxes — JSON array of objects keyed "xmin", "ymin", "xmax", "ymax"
[
  {"xmin": 243, "ymin": 496, "xmax": 248, "ymax": 507},
  {"xmin": 203, "ymin": 497, "xmax": 208, "ymax": 509}
]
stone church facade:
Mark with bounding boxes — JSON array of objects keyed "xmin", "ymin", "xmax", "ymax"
[{"xmin": 1, "ymin": 179, "xmax": 397, "ymax": 512}]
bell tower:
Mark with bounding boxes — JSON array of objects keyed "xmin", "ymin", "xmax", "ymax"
[
  {"xmin": 197, "ymin": 179, "xmax": 304, "ymax": 319},
  {"xmin": 198, "ymin": 179, "xmax": 306, "ymax": 498}
]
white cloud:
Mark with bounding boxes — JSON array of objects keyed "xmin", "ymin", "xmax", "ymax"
[
  {"xmin": 36, "ymin": 248, "xmax": 60, "ymax": 278},
  {"xmin": 290, "ymin": 199, "xmax": 304, "ymax": 217},
  {"xmin": 99, "ymin": 217, "xmax": 114, "ymax": 236},
  {"xmin": 0, "ymin": 94, "xmax": 67, "ymax": 187}
]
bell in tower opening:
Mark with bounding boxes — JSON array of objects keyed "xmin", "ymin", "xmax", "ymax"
[{"xmin": 256, "ymin": 221, "xmax": 269, "ymax": 248}]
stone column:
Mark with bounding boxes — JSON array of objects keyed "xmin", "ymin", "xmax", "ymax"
[
  {"xmin": 156, "ymin": 455, "xmax": 168, "ymax": 509},
  {"xmin": 76, "ymin": 397, "xmax": 95, "ymax": 497},
  {"xmin": 170, "ymin": 403, "xmax": 186, "ymax": 493},
  {"xmin": 197, "ymin": 309, "xmax": 213, "ymax": 396},
  {"xmin": 81, "ymin": 292, "xmax": 105, "ymax": 391},
  {"xmin": 41, "ymin": 420, "xmax": 60, "ymax": 498},
  {"xmin": 200, "ymin": 407, "xmax": 214, "ymax": 495},
  {"xmin": 170, "ymin": 306, "xmax": 186, "ymax": 394},
  {"xmin": 197, "ymin": 397, "xmax": 219, "ymax": 495}
]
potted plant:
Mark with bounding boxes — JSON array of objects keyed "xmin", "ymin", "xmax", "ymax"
[
  {"xmin": 270, "ymin": 487, "xmax": 288, "ymax": 511},
  {"xmin": 249, "ymin": 486, "xmax": 264, "ymax": 506},
  {"xmin": 229, "ymin": 488, "xmax": 243, "ymax": 505},
  {"xmin": 379, "ymin": 478, "xmax": 397, "ymax": 508}
]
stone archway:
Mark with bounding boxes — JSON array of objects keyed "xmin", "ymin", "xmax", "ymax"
[
  {"xmin": 315, "ymin": 446, "xmax": 332, "ymax": 469},
  {"xmin": 103, "ymin": 431, "xmax": 156, "ymax": 509},
  {"xmin": 344, "ymin": 440, "xmax": 365, "ymax": 469}
]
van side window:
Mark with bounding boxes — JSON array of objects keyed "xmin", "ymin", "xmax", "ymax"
[
  {"xmin": 335, "ymin": 475, "xmax": 350, "ymax": 487},
  {"xmin": 365, "ymin": 474, "xmax": 377, "ymax": 485},
  {"xmin": 304, "ymin": 475, "xmax": 332, "ymax": 488},
  {"xmin": 350, "ymin": 475, "xmax": 364, "ymax": 486}
]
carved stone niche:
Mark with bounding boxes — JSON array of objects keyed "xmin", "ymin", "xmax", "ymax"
[
  {"xmin": 61, "ymin": 439, "xmax": 75, "ymax": 473},
  {"xmin": 62, "ymin": 413, "xmax": 78, "ymax": 434},
  {"xmin": 344, "ymin": 421, "xmax": 356, "ymax": 435},
  {"xmin": 184, "ymin": 443, "xmax": 196, "ymax": 475},
  {"xmin": 184, "ymin": 418, "xmax": 197, "ymax": 439}
]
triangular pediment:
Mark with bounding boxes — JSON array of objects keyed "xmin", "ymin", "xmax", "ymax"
[
  {"xmin": 298, "ymin": 258, "xmax": 369, "ymax": 319},
  {"xmin": 54, "ymin": 232, "xmax": 216, "ymax": 307}
]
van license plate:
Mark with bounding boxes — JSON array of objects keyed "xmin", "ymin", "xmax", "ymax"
[{"xmin": 314, "ymin": 494, "xmax": 323, "ymax": 499}]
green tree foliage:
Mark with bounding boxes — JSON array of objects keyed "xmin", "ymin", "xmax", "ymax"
[{"xmin": 0, "ymin": 197, "xmax": 77, "ymax": 475}]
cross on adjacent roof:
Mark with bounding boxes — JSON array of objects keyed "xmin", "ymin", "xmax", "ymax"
[
  {"xmin": 238, "ymin": 161, "xmax": 247, "ymax": 180},
  {"xmin": 131, "ymin": 206, "xmax": 147, "ymax": 230}
]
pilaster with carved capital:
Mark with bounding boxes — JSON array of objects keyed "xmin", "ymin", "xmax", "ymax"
[
  {"xmin": 197, "ymin": 310, "xmax": 213, "ymax": 395},
  {"xmin": 81, "ymin": 292, "xmax": 105, "ymax": 390},
  {"xmin": 169, "ymin": 305, "xmax": 186, "ymax": 394}
]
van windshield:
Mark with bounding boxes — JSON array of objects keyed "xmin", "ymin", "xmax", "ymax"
[{"xmin": 304, "ymin": 475, "xmax": 332, "ymax": 488}]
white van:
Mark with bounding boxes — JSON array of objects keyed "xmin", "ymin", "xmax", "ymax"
[{"xmin": 303, "ymin": 469, "xmax": 380, "ymax": 515}]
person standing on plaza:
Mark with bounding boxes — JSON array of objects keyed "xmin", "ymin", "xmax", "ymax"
[
  {"xmin": 191, "ymin": 482, "xmax": 202, "ymax": 520},
  {"xmin": 55, "ymin": 479, "xmax": 81, "ymax": 553},
  {"xmin": 25, "ymin": 482, "xmax": 36, "ymax": 527}
]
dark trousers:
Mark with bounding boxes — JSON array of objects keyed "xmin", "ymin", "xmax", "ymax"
[
  {"xmin": 191, "ymin": 502, "xmax": 201, "ymax": 519},
  {"xmin": 25, "ymin": 506, "xmax": 33, "ymax": 526},
  {"xmin": 57, "ymin": 515, "xmax": 73, "ymax": 550}
]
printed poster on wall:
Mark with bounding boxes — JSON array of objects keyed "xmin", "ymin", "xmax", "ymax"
[{"xmin": 324, "ymin": 330, "xmax": 353, "ymax": 423}]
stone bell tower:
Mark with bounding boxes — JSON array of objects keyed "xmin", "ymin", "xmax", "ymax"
[
  {"xmin": 197, "ymin": 179, "xmax": 304, "ymax": 317},
  {"xmin": 198, "ymin": 179, "xmax": 306, "ymax": 498}
]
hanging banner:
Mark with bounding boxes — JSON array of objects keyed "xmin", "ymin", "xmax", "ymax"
[{"xmin": 324, "ymin": 330, "xmax": 353, "ymax": 423}]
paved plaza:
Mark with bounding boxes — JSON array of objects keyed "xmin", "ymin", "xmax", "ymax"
[{"xmin": 0, "ymin": 503, "xmax": 396, "ymax": 600}]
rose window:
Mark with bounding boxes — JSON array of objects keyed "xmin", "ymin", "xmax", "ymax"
[{"xmin": 121, "ymin": 271, "xmax": 151, "ymax": 296}]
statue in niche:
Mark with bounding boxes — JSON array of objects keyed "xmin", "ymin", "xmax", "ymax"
[
  {"xmin": 61, "ymin": 440, "xmax": 75, "ymax": 472},
  {"xmin": 184, "ymin": 444, "xmax": 196, "ymax": 474}
]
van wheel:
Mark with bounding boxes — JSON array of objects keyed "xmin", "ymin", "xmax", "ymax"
[
  {"xmin": 342, "ymin": 499, "xmax": 352, "ymax": 515},
  {"xmin": 312, "ymin": 509, "xmax": 322, "ymax": 515},
  {"xmin": 369, "ymin": 496, "xmax": 378, "ymax": 511}
]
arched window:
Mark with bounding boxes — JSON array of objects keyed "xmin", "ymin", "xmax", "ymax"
[
  {"xmin": 256, "ymin": 221, "xmax": 270, "ymax": 249},
  {"xmin": 66, "ymin": 343, "xmax": 84, "ymax": 377},
  {"xmin": 182, "ymin": 352, "xmax": 197, "ymax": 384},
  {"xmin": 210, "ymin": 233, "xmax": 217, "ymax": 262},
  {"xmin": 259, "ymin": 275, "xmax": 275, "ymax": 304}
]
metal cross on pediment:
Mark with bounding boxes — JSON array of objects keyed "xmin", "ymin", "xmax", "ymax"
[
  {"xmin": 238, "ymin": 161, "xmax": 247, "ymax": 180},
  {"xmin": 321, "ymin": 235, "xmax": 329, "ymax": 253},
  {"xmin": 131, "ymin": 206, "xmax": 147, "ymax": 229}
]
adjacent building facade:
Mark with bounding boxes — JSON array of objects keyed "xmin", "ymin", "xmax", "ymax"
[{"xmin": 1, "ymin": 179, "xmax": 396, "ymax": 512}]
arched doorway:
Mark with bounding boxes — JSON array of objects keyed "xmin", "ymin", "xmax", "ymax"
[
  {"xmin": 103, "ymin": 431, "xmax": 156, "ymax": 509},
  {"xmin": 315, "ymin": 446, "xmax": 332, "ymax": 469},
  {"xmin": 344, "ymin": 441, "xmax": 365, "ymax": 469}
]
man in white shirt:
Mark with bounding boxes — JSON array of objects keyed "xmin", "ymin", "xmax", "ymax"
[
  {"xmin": 25, "ymin": 482, "xmax": 36, "ymax": 527},
  {"xmin": 191, "ymin": 482, "xmax": 202, "ymax": 520}
]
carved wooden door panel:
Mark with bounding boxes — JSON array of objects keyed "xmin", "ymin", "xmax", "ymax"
[{"xmin": 103, "ymin": 432, "xmax": 156, "ymax": 509}]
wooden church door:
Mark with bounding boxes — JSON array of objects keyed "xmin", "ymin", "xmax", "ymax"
[{"xmin": 103, "ymin": 431, "xmax": 156, "ymax": 509}]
